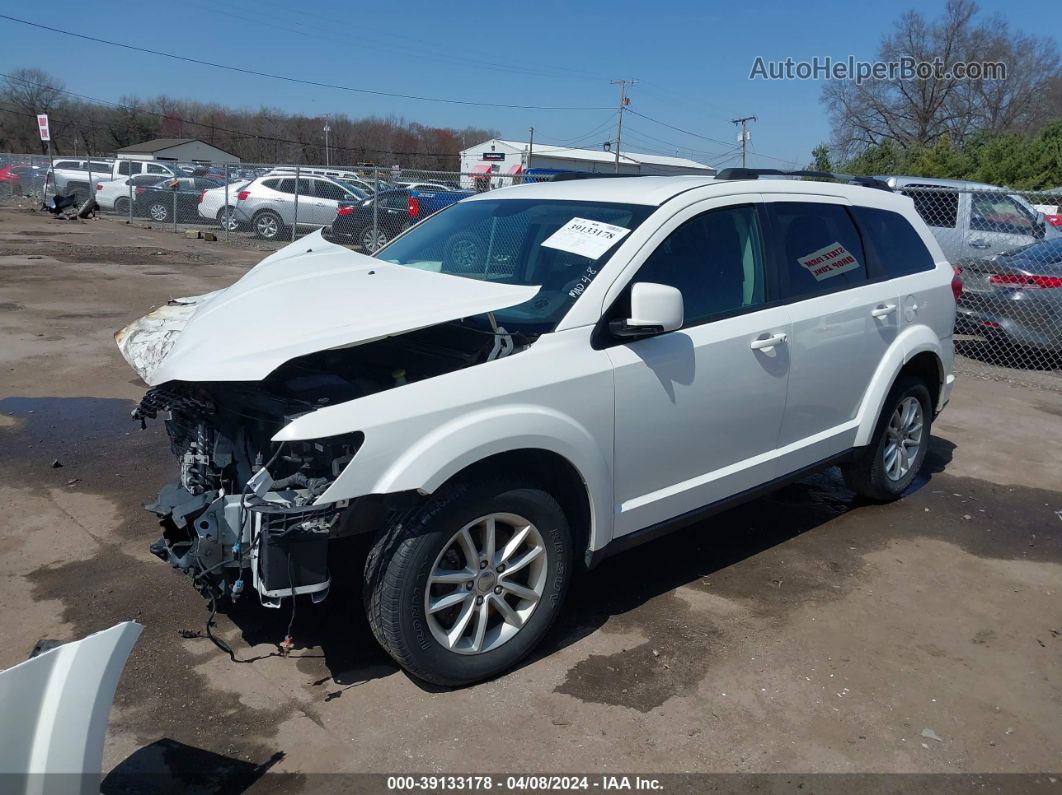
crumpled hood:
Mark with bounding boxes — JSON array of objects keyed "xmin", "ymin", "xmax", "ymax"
[{"xmin": 116, "ymin": 230, "xmax": 539, "ymax": 386}]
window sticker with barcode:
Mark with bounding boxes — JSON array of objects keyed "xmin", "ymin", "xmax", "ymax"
[
  {"xmin": 797, "ymin": 242, "xmax": 860, "ymax": 281},
  {"xmin": 541, "ymin": 218, "xmax": 631, "ymax": 259}
]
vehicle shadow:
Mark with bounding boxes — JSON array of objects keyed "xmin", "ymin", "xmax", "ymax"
[
  {"xmin": 102, "ymin": 738, "xmax": 285, "ymax": 794},
  {"xmin": 528, "ymin": 435, "xmax": 957, "ymax": 676}
]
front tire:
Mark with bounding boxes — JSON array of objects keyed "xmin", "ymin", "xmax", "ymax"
[
  {"xmin": 365, "ymin": 478, "xmax": 573, "ymax": 686},
  {"xmin": 842, "ymin": 375, "xmax": 932, "ymax": 501}
]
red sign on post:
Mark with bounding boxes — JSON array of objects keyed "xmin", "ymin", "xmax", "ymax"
[{"xmin": 37, "ymin": 114, "xmax": 50, "ymax": 142}]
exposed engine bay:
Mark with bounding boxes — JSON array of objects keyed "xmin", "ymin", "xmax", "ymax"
[{"xmin": 137, "ymin": 321, "xmax": 530, "ymax": 607}]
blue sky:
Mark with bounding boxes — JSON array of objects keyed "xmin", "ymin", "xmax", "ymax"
[{"xmin": 2, "ymin": 0, "xmax": 1057, "ymax": 168}]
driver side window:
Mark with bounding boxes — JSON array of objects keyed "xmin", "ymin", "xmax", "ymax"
[
  {"xmin": 635, "ymin": 204, "xmax": 766, "ymax": 326},
  {"xmin": 970, "ymin": 192, "xmax": 1036, "ymax": 235}
]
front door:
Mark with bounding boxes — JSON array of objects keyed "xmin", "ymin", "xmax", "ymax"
[
  {"xmin": 608, "ymin": 201, "xmax": 791, "ymax": 536},
  {"xmin": 962, "ymin": 190, "xmax": 1043, "ymax": 259}
]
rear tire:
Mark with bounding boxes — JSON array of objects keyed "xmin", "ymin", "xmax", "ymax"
[
  {"xmin": 364, "ymin": 477, "xmax": 573, "ymax": 686},
  {"xmin": 253, "ymin": 210, "xmax": 284, "ymax": 240},
  {"xmin": 357, "ymin": 224, "xmax": 389, "ymax": 252},
  {"xmin": 114, "ymin": 197, "xmax": 130, "ymax": 216},
  {"xmin": 842, "ymin": 376, "xmax": 932, "ymax": 501},
  {"xmin": 148, "ymin": 201, "xmax": 170, "ymax": 223}
]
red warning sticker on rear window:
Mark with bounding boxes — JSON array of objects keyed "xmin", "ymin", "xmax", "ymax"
[{"xmin": 797, "ymin": 242, "xmax": 860, "ymax": 281}]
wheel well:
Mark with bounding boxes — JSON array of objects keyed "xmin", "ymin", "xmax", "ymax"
[
  {"xmin": 442, "ymin": 449, "xmax": 592, "ymax": 565},
  {"xmin": 900, "ymin": 351, "xmax": 942, "ymax": 409}
]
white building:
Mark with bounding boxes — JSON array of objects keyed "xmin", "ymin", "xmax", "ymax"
[
  {"xmin": 115, "ymin": 138, "xmax": 241, "ymax": 164},
  {"xmin": 458, "ymin": 138, "xmax": 714, "ymax": 188}
]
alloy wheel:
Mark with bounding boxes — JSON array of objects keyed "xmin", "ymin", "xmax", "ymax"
[
  {"xmin": 361, "ymin": 227, "xmax": 388, "ymax": 252},
  {"xmin": 256, "ymin": 214, "xmax": 279, "ymax": 239},
  {"xmin": 219, "ymin": 208, "xmax": 239, "ymax": 231},
  {"xmin": 149, "ymin": 203, "xmax": 169, "ymax": 222},
  {"xmin": 883, "ymin": 396, "xmax": 924, "ymax": 481},
  {"xmin": 424, "ymin": 512, "xmax": 547, "ymax": 655}
]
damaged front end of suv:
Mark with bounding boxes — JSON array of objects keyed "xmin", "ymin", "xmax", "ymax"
[{"xmin": 116, "ymin": 231, "xmax": 539, "ymax": 608}]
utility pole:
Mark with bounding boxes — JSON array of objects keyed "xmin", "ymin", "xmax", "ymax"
[
  {"xmin": 527, "ymin": 126, "xmax": 533, "ymax": 177},
  {"xmin": 323, "ymin": 120, "xmax": 332, "ymax": 166},
  {"xmin": 610, "ymin": 79, "xmax": 637, "ymax": 173},
  {"xmin": 730, "ymin": 115, "xmax": 756, "ymax": 168}
]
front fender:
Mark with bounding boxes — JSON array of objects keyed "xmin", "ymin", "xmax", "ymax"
[
  {"xmin": 853, "ymin": 324, "xmax": 944, "ymax": 447},
  {"xmin": 312, "ymin": 404, "xmax": 613, "ymax": 552}
]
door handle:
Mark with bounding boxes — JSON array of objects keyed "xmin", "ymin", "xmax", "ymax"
[
  {"xmin": 969, "ymin": 240, "xmax": 991, "ymax": 249},
  {"xmin": 871, "ymin": 303, "xmax": 897, "ymax": 318},
  {"xmin": 750, "ymin": 332, "xmax": 787, "ymax": 350}
]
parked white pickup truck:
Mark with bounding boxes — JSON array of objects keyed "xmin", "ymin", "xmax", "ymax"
[
  {"xmin": 49, "ymin": 158, "xmax": 181, "ymax": 202},
  {"xmin": 44, "ymin": 158, "xmax": 113, "ymax": 201}
]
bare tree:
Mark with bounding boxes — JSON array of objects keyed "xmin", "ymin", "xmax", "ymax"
[
  {"xmin": 822, "ymin": 0, "xmax": 1062, "ymax": 160},
  {"xmin": 0, "ymin": 68, "xmax": 68, "ymax": 153}
]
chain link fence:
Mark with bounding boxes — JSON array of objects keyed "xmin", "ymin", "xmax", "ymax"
[
  {"xmin": 2, "ymin": 152, "xmax": 1060, "ymax": 386},
  {"xmin": 896, "ymin": 184, "xmax": 1062, "ymax": 387}
]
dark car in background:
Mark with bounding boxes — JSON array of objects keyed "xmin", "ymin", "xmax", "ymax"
[
  {"xmin": 133, "ymin": 177, "xmax": 223, "ymax": 223},
  {"xmin": 329, "ymin": 188, "xmax": 413, "ymax": 251},
  {"xmin": 330, "ymin": 186, "xmax": 475, "ymax": 251},
  {"xmin": 956, "ymin": 238, "xmax": 1062, "ymax": 351},
  {"xmin": 0, "ymin": 162, "xmax": 47, "ymax": 196}
]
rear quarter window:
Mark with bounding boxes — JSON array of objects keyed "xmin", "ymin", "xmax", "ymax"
[
  {"xmin": 850, "ymin": 206, "xmax": 936, "ymax": 278},
  {"xmin": 769, "ymin": 201, "xmax": 868, "ymax": 300},
  {"xmin": 901, "ymin": 186, "xmax": 959, "ymax": 229}
]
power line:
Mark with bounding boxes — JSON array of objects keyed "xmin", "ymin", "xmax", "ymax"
[
  {"xmin": 626, "ymin": 108, "xmax": 794, "ymax": 166},
  {"xmin": 0, "ymin": 14, "xmax": 612, "ymax": 111},
  {"xmin": 625, "ymin": 109, "xmax": 736, "ymax": 149},
  {"xmin": 217, "ymin": 0, "xmax": 608, "ymax": 85},
  {"xmin": 622, "ymin": 124, "xmax": 742, "ymax": 161}
]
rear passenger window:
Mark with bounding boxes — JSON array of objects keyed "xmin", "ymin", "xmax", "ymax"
[
  {"xmin": 146, "ymin": 164, "xmax": 168, "ymax": 175},
  {"xmin": 850, "ymin": 206, "xmax": 935, "ymax": 278},
  {"xmin": 901, "ymin": 187, "xmax": 959, "ymax": 229},
  {"xmin": 118, "ymin": 161, "xmax": 136, "ymax": 175},
  {"xmin": 314, "ymin": 180, "xmax": 347, "ymax": 200},
  {"xmin": 770, "ymin": 202, "xmax": 867, "ymax": 300},
  {"xmin": 634, "ymin": 204, "xmax": 766, "ymax": 325}
]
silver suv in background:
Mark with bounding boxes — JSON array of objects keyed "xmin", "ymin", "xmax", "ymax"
[
  {"xmin": 230, "ymin": 175, "xmax": 368, "ymax": 239},
  {"xmin": 880, "ymin": 176, "xmax": 1057, "ymax": 263}
]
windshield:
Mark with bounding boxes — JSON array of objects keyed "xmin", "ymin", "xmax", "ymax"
[{"xmin": 375, "ymin": 197, "xmax": 654, "ymax": 333}]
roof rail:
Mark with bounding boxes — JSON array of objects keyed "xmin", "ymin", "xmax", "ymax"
[
  {"xmin": 550, "ymin": 172, "xmax": 646, "ymax": 182},
  {"xmin": 714, "ymin": 167, "xmax": 892, "ymax": 192}
]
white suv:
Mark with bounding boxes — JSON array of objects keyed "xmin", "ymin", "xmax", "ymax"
[{"xmin": 117, "ymin": 173, "xmax": 957, "ymax": 685}]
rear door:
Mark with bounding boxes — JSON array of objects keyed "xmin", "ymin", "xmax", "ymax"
[
  {"xmin": 310, "ymin": 179, "xmax": 349, "ymax": 226},
  {"xmin": 764, "ymin": 196, "xmax": 894, "ymax": 472}
]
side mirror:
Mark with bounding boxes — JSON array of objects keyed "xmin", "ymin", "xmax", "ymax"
[{"xmin": 610, "ymin": 282, "xmax": 684, "ymax": 339}]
